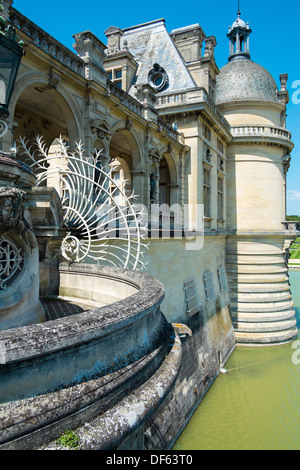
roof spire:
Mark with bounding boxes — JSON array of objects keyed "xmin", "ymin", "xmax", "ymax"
[{"xmin": 227, "ymin": 6, "xmax": 252, "ymax": 62}]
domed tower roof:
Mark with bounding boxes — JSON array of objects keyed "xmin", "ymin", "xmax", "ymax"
[
  {"xmin": 215, "ymin": 9, "xmax": 280, "ymax": 105},
  {"xmin": 231, "ymin": 16, "xmax": 247, "ymax": 29},
  {"xmin": 215, "ymin": 59, "xmax": 281, "ymax": 105}
]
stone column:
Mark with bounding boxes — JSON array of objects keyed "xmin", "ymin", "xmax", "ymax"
[{"xmin": 131, "ymin": 170, "xmax": 145, "ymax": 205}]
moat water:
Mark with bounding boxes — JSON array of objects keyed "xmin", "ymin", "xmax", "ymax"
[{"xmin": 173, "ymin": 270, "xmax": 300, "ymax": 451}]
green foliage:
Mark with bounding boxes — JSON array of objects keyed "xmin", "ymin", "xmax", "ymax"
[
  {"xmin": 56, "ymin": 430, "xmax": 82, "ymax": 450},
  {"xmin": 287, "ymin": 215, "xmax": 300, "ymax": 221}
]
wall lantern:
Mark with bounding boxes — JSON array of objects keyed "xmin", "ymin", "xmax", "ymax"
[{"xmin": 0, "ymin": 11, "xmax": 24, "ymax": 137}]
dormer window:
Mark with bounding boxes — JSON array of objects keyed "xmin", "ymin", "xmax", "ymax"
[{"xmin": 107, "ymin": 68, "xmax": 123, "ymax": 88}]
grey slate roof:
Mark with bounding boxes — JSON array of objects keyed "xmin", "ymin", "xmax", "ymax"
[{"xmin": 121, "ymin": 19, "xmax": 196, "ymax": 95}]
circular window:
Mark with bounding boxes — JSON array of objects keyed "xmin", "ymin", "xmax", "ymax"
[
  {"xmin": 154, "ymin": 75, "xmax": 163, "ymax": 87},
  {"xmin": 148, "ymin": 63, "xmax": 169, "ymax": 92}
]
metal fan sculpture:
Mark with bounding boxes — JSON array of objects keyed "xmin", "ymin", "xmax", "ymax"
[{"xmin": 18, "ymin": 136, "xmax": 148, "ymax": 270}]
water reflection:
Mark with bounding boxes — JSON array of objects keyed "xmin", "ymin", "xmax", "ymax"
[{"xmin": 173, "ymin": 270, "xmax": 300, "ymax": 451}]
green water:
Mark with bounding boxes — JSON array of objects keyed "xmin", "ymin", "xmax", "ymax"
[{"xmin": 173, "ymin": 270, "xmax": 300, "ymax": 451}]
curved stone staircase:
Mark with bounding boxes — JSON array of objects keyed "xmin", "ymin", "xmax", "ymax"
[{"xmin": 226, "ymin": 245, "xmax": 298, "ymax": 345}]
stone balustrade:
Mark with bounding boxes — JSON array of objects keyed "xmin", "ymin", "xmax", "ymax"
[
  {"xmin": 282, "ymin": 221, "xmax": 300, "ymax": 232},
  {"xmin": 107, "ymin": 81, "xmax": 144, "ymax": 117},
  {"xmin": 231, "ymin": 125, "xmax": 292, "ymax": 141},
  {"xmin": 10, "ymin": 8, "xmax": 85, "ymax": 77},
  {"xmin": 155, "ymin": 87, "xmax": 231, "ymax": 132}
]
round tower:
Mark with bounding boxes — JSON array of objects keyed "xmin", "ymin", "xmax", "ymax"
[{"xmin": 215, "ymin": 10, "xmax": 297, "ymax": 345}]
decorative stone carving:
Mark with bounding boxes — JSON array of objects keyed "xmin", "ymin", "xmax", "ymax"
[
  {"xmin": 0, "ymin": 0, "xmax": 13, "ymax": 20},
  {"xmin": 104, "ymin": 26, "xmax": 123, "ymax": 56},
  {"xmin": 90, "ymin": 120, "xmax": 112, "ymax": 140},
  {"xmin": 0, "ymin": 235, "xmax": 23, "ymax": 290},
  {"xmin": 283, "ymin": 154, "xmax": 291, "ymax": 174},
  {"xmin": 48, "ymin": 69, "xmax": 61, "ymax": 89},
  {"xmin": 149, "ymin": 148, "xmax": 162, "ymax": 165},
  {"xmin": 73, "ymin": 31, "xmax": 107, "ymax": 84},
  {"xmin": 280, "ymin": 74, "xmax": 288, "ymax": 92},
  {"xmin": 203, "ymin": 36, "xmax": 217, "ymax": 58},
  {"xmin": 0, "ymin": 187, "xmax": 37, "ymax": 249},
  {"xmin": 148, "ymin": 63, "xmax": 169, "ymax": 92}
]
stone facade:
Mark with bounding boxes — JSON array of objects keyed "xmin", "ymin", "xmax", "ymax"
[
  {"xmin": 3, "ymin": 5, "xmax": 295, "ymax": 344},
  {"xmin": 0, "ymin": 3, "xmax": 296, "ymax": 343},
  {"xmin": 0, "ymin": 1, "xmax": 298, "ymax": 450}
]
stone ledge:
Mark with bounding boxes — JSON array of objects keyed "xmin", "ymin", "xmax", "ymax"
[
  {"xmin": 0, "ymin": 264, "xmax": 167, "ymax": 403},
  {"xmin": 41, "ymin": 328, "xmax": 183, "ymax": 450},
  {"xmin": 0, "ymin": 334, "xmax": 171, "ymax": 449}
]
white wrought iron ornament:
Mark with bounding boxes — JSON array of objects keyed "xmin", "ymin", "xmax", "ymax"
[
  {"xmin": 0, "ymin": 120, "xmax": 8, "ymax": 139},
  {"xmin": 18, "ymin": 136, "xmax": 148, "ymax": 270}
]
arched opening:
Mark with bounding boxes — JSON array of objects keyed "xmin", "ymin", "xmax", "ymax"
[
  {"xmin": 13, "ymin": 84, "xmax": 80, "ymax": 160},
  {"xmin": 110, "ymin": 156, "xmax": 132, "ymax": 207},
  {"xmin": 109, "ymin": 128, "xmax": 143, "ymax": 204}
]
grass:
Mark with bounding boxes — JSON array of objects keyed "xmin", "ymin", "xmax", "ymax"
[
  {"xmin": 289, "ymin": 237, "xmax": 300, "ymax": 260},
  {"xmin": 56, "ymin": 430, "xmax": 82, "ymax": 450}
]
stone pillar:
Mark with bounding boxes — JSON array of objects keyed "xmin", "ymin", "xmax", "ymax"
[
  {"xmin": 131, "ymin": 170, "xmax": 145, "ymax": 205},
  {"xmin": 236, "ymin": 32, "xmax": 240, "ymax": 52},
  {"xmin": 73, "ymin": 31, "xmax": 107, "ymax": 86},
  {"xmin": 134, "ymin": 84, "xmax": 158, "ymax": 122}
]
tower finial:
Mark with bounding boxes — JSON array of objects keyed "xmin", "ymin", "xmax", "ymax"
[{"xmin": 227, "ymin": 3, "xmax": 252, "ymax": 62}]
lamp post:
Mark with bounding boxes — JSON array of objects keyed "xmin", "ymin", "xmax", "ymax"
[{"xmin": 0, "ymin": 5, "xmax": 24, "ymax": 142}]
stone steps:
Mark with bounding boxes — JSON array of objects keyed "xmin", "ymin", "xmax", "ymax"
[
  {"xmin": 228, "ymin": 282, "xmax": 291, "ymax": 293},
  {"xmin": 226, "ymin": 266, "xmax": 288, "ymax": 274},
  {"xmin": 233, "ymin": 318, "xmax": 297, "ymax": 333},
  {"xmin": 232, "ymin": 309, "xmax": 296, "ymax": 323},
  {"xmin": 235, "ymin": 328, "xmax": 298, "ymax": 345},
  {"xmin": 230, "ymin": 299, "xmax": 294, "ymax": 313},
  {"xmin": 230, "ymin": 292, "xmax": 292, "ymax": 303}
]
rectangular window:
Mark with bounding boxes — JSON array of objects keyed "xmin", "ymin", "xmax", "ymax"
[
  {"xmin": 204, "ymin": 125, "xmax": 211, "ymax": 141},
  {"xmin": 203, "ymin": 272, "xmax": 216, "ymax": 301},
  {"xmin": 217, "ymin": 138, "xmax": 224, "ymax": 154},
  {"xmin": 218, "ymin": 267, "xmax": 227, "ymax": 292},
  {"xmin": 218, "ymin": 176, "xmax": 224, "ymax": 220},
  {"xmin": 184, "ymin": 279, "xmax": 201, "ymax": 317},
  {"xmin": 107, "ymin": 68, "xmax": 122, "ymax": 88},
  {"xmin": 203, "ymin": 167, "xmax": 211, "ymax": 218}
]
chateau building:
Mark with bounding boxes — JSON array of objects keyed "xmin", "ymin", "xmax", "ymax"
[{"xmin": 2, "ymin": 1, "xmax": 297, "ymax": 346}]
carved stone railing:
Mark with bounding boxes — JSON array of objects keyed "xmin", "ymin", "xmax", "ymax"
[
  {"xmin": 107, "ymin": 80, "xmax": 144, "ymax": 117},
  {"xmin": 156, "ymin": 91, "xmax": 188, "ymax": 107},
  {"xmin": 157, "ymin": 118, "xmax": 180, "ymax": 141},
  {"xmin": 155, "ymin": 87, "xmax": 231, "ymax": 132},
  {"xmin": 282, "ymin": 221, "xmax": 300, "ymax": 232},
  {"xmin": 231, "ymin": 125, "xmax": 292, "ymax": 141},
  {"xmin": 10, "ymin": 8, "xmax": 85, "ymax": 77}
]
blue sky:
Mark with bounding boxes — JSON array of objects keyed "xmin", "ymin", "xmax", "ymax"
[{"xmin": 13, "ymin": 0, "xmax": 300, "ymax": 215}]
